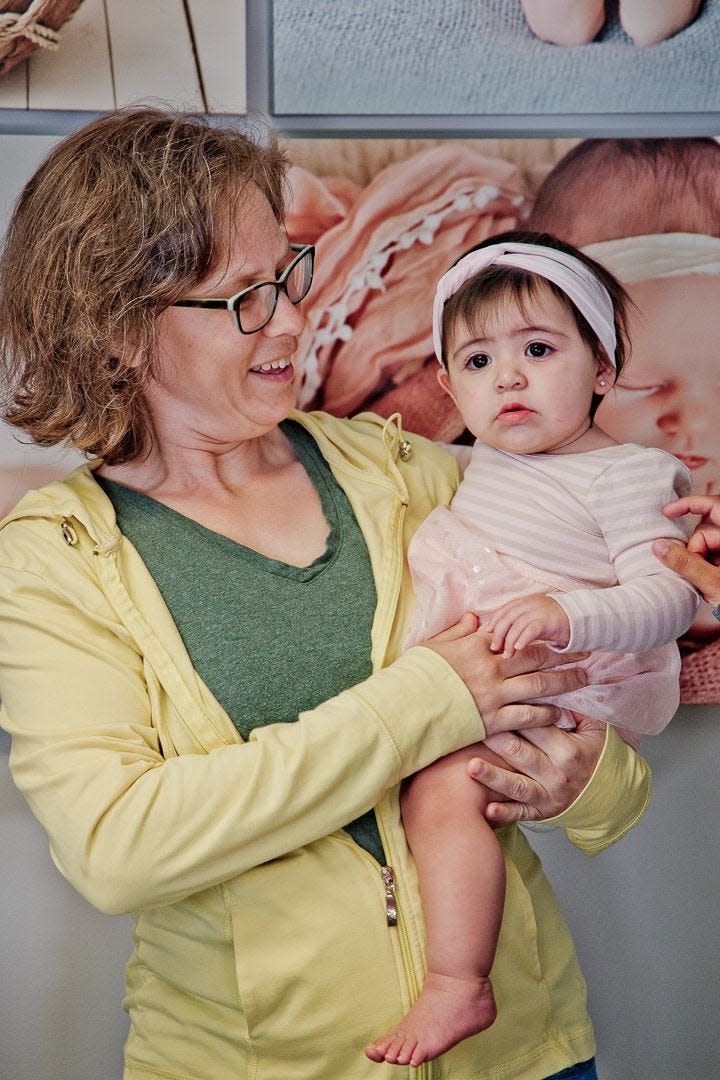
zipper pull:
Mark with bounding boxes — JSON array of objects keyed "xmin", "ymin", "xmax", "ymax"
[{"xmin": 381, "ymin": 865, "xmax": 398, "ymax": 926}]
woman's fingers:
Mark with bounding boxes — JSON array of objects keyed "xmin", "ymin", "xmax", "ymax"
[
  {"xmin": 501, "ymin": 643, "xmax": 588, "ymax": 675},
  {"xmin": 423, "ymin": 624, "xmax": 589, "ymax": 737},
  {"xmin": 485, "ymin": 702, "xmax": 566, "ymax": 732},
  {"xmin": 424, "ymin": 611, "xmax": 480, "ymax": 641},
  {"xmin": 653, "ymin": 538, "xmax": 720, "ymax": 606},
  {"xmin": 470, "ymin": 720, "xmax": 607, "ymax": 822}
]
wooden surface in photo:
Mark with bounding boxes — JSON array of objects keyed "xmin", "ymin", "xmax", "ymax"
[
  {"xmin": 0, "ymin": 0, "xmax": 87, "ymax": 77},
  {"xmin": 0, "ymin": 0, "xmax": 246, "ymax": 114}
]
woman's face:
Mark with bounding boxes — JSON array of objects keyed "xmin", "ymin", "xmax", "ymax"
[
  {"xmin": 596, "ymin": 274, "xmax": 720, "ymax": 498},
  {"xmin": 144, "ymin": 185, "xmax": 307, "ymax": 451}
]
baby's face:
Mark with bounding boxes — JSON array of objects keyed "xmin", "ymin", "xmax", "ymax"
[
  {"xmin": 596, "ymin": 275, "xmax": 720, "ymax": 498},
  {"xmin": 438, "ymin": 286, "xmax": 608, "ymax": 456}
]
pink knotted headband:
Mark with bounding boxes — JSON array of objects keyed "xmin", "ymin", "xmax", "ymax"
[{"xmin": 432, "ymin": 241, "xmax": 617, "ymax": 369}]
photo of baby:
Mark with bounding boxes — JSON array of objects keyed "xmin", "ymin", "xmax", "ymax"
[
  {"xmin": 282, "ymin": 134, "xmax": 720, "ymax": 702},
  {"xmin": 521, "ymin": 0, "xmax": 701, "ymax": 47}
]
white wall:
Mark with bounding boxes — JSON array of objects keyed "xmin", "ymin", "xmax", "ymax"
[
  {"xmin": 531, "ymin": 707, "xmax": 720, "ymax": 1079},
  {"xmin": 0, "ymin": 135, "xmax": 83, "ymax": 516}
]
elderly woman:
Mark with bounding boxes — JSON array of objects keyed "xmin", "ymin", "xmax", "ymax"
[{"xmin": 0, "ymin": 110, "xmax": 650, "ymax": 1080}]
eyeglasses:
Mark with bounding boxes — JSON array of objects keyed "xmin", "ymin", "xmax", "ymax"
[{"xmin": 172, "ymin": 243, "xmax": 315, "ymax": 334}]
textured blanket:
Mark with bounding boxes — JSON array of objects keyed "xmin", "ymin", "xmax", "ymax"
[{"xmin": 272, "ymin": 0, "xmax": 718, "ymax": 115}]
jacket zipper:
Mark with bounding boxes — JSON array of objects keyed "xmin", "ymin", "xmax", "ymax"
[
  {"xmin": 373, "ymin": 479, "xmax": 432, "ymax": 1078},
  {"xmin": 381, "ymin": 864, "xmax": 397, "ymax": 926}
]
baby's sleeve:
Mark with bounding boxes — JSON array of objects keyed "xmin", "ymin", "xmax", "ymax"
[{"xmin": 551, "ymin": 449, "xmax": 699, "ymax": 653}]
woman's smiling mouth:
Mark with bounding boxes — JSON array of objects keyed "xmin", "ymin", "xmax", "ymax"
[{"xmin": 250, "ymin": 358, "xmax": 294, "ymax": 378}]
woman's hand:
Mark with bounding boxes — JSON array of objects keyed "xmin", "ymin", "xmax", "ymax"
[
  {"xmin": 421, "ymin": 613, "xmax": 588, "ymax": 737},
  {"xmin": 467, "ymin": 714, "xmax": 607, "ymax": 823},
  {"xmin": 654, "ymin": 495, "xmax": 720, "ymax": 607}
]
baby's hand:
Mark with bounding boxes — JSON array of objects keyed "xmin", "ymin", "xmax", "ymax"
[{"xmin": 484, "ymin": 595, "xmax": 571, "ymax": 657}]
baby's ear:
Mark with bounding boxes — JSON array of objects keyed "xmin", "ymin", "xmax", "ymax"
[
  {"xmin": 594, "ymin": 364, "xmax": 614, "ymax": 395},
  {"xmin": 436, "ymin": 366, "xmax": 453, "ymax": 398}
]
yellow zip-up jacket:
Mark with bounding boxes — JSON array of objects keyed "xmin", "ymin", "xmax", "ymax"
[{"xmin": 0, "ymin": 411, "xmax": 651, "ymax": 1080}]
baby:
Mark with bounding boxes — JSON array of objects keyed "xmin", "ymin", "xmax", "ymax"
[
  {"xmin": 366, "ymin": 230, "xmax": 698, "ymax": 1068},
  {"xmin": 521, "ymin": 0, "xmax": 701, "ymax": 47}
]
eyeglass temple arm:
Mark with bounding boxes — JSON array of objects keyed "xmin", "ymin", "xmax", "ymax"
[{"xmin": 173, "ymin": 298, "xmax": 230, "ymax": 308}]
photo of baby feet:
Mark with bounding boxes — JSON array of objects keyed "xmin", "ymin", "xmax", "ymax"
[{"xmin": 521, "ymin": 0, "xmax": 702, "ymax": 46}]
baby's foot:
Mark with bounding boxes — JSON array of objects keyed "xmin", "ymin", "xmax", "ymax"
[
  {"xmin": 620, "ymin": 0, "xmax": 701, "ymax": 46},
  {"xmin": 521, "ymin": 0, "xmax": 605, "ymax": 46},
  {"xmin": 365, "ymin": 971, "xmax": 496, "ymax": 1068}
]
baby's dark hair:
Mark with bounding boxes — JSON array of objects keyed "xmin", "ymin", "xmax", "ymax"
[
  {"xmin": 440, "ymin": 229, "xmax": 632, "ymax": 420},
  {"xmin": 528, "ymin": 138, "xmax": 720, "ymax": 245}
]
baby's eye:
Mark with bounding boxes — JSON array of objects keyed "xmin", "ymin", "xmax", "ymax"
[
  {"xmin": 526, "ymin": 341, "xmax": 551, "ymax": 359},
  {"xmin": 466, "ymin": 353, "xmax": 491, "ymax": 370}
]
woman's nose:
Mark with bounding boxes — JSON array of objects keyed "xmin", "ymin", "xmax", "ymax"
[{"xmin": 265, "ymin": 291, "xmax": 307, "ymax": 337}]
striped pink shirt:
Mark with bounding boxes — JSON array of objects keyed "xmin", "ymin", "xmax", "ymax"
[{"xmin": 447, "ymin": 441, "xmax": 698, "ymax": 652}]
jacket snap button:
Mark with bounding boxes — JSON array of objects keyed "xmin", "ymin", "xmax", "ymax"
[{"xmin": 61, "ymin": 519, "xmax": 78, "ymax": 546}]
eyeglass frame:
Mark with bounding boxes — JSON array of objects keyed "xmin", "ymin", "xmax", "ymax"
[{"xmin": 171, "ymin": 243, "xmax": 315, "ymax": 335}]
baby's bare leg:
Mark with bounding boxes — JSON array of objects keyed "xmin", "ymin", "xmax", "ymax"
[
  {"xmin": 620, "ymin": 0, "xmax": 701, "ymax": 46},
  {"xmin": 365, "ymin": 744, "xmax": 505, "ymax": 1068},
  {"xmin": 521, "ymin": 0, "xmax": 605, "ymax": 45}
]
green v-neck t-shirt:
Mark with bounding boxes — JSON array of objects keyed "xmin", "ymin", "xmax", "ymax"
[{"xmin": 98, "ymin": 420, "xmax": 384, "ymax": 862}]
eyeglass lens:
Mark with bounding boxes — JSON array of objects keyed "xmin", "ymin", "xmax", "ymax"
[{"xmin": 234, "ymin": 248, "xmax": 313, "ymax": 333}]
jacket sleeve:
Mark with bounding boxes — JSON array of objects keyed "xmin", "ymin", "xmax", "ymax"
[
  {"xmin": 541, "ymin": 725, "xmax": 652, "ymax": 854},
  {"xmin": 0, "ymin": 559, "xmax": 482, "ymax": 915}
]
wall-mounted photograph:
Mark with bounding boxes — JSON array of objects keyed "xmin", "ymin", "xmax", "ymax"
[
  {"xmin": 3, "ymin": 132, "xmax": 718, "ymax": 701},
  {"xmin": 265, "ymin": 0, "xmax": 720, "ymax": 132}
]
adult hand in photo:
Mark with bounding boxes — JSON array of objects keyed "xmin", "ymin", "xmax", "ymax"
[{"xmin": 655, "ymin": 495, "xmax": 720, "ymax": 608}]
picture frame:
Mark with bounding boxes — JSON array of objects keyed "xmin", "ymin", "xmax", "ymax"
[{"xmin": 248, "ymin": 0, "xmax": 720, "ymax": 138}]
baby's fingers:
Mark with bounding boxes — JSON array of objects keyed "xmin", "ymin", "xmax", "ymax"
[
  {"xmin": 503, "ymin": 620, "xmax": 544, "ymax": 657},
  {"xmin": 486, "ymin": 605, "xmax": 521, "ymax": 653}
]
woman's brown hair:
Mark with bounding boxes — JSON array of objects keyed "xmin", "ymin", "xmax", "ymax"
[{"xmin": 0, "ymin": 108, "xmax": 288, "ymax": 464}]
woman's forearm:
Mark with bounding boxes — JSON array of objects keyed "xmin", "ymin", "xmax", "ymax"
[{"xmin": 2, "ymin": 571, "xmax": 481, "ymax": 913}]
